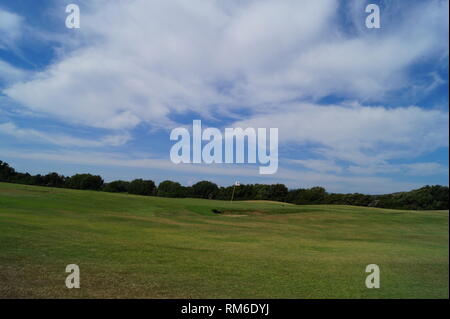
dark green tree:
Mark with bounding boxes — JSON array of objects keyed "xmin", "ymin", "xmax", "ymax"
[
  {"xmin": 103, "ymin": 180, "xmax": 130, "ymax": 193},
  {"xmin": 157, "ymin": 180, "xmax": 184, "ymax": 198},
  {"xmin": 66, "ymin": 174, "xmax": 104, "ymax": 190},
  {"xmin": 128, "ymin": 179, "xmax": 156, "ymax": 196},
  {"xmin": 0, "ymin": 161, "xmax": 16, "ymax": 182},
  {"xmin": 42, "ymin": 172, "xmax": 66, "ymax": 187},
  {"xmin": 191, "ymin": 181, "xmax": 219, "ymax": 199}
]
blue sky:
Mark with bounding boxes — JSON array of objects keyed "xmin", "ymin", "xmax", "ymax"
[{"xmin": 0, "ymin": 0, "xmax": 448, "ymax": 194}]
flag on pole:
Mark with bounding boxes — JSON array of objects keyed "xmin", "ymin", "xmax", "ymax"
[{"xmin": 231, "ymin": 182, "xmax": 240, "ymax": 202}]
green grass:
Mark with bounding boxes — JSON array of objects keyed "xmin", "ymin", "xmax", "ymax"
[{"xmin": 0, "ymin": 182, "xmax": 448, "ymax": 299}]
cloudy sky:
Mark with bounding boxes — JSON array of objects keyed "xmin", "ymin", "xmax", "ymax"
[{"xmin": 0, "ymin": 0, "xmax": 448, "ymax": 194}]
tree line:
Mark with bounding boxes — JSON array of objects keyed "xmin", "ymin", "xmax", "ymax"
[{"xmin": 0, "ymin": 160, "xmax": 448, "ymax": 210}]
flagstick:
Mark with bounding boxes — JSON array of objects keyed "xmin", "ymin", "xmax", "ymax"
[{"xmin": 230, "ymin": 185, "xmax": 236, "ymax": 203}]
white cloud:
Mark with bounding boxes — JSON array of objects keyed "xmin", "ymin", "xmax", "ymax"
[
  {"xmin": 0, "ymin": 60, "xmax": 28, "ymax": 84},
  {"xmin": 3, "ymin": 0, "xmax": 448, "ymax": 129},
  {"xmin": 0, "ymin": 9, "xmax": 27, "ymax": 84},
  {"xmin": 403, "ymin": 162, "xmax": 448, "ymax": 176},
  {"xmin": 0, "ymin": 9, "xmax": 23, "ymax": 49},
  {"xmin": 233, "ymin": 102, "xmax": 449, "ymax": 166},
  {"xmin": 0, "ymin": 122, "xmax": 131, "ymax": 147},
  {"xmin": 288, "ymin": 159, "xmax": 343, "ymax": 173},
  {"xmin": 348, "ymin": 162, "xmax": 448, "ymax": 176}
]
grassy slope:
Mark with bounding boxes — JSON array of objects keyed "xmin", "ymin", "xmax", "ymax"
[{"xmin": 0, "ymin": 182, "xmax": 448, "ymax": 299}]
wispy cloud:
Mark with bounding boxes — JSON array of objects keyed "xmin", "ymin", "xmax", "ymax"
[
  {"xmin": 287, "ymin": 159, "xmax": 343, "ymax": 173},
  {"xmin": 0, "ymin": 8, "xmax": 23, "ymax": 49},
  {"xmin": 348, "ymin": 162, "xmax": 449, "ymax": 176},
  {"xmin": 234, "ymin": 102, "xmax": 449, "ymax": 165},
  {"xmin": 0, "ymin": 9, "xmax": 28, "ymax": 84},
  {"xmin": 0, "ymin": 122, "xmax": 131, "ymax": 147},
  {"xmin": 0, "ymin": 60, "xmax": 28, "ymax": 84},
  {"xmin": 3, "ymin": 0, "xmax": 448, "ymax": 129}
]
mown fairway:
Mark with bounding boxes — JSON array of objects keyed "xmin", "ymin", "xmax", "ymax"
[{"xmin": 0, "ymin": 182, "xmax": 448, "ymax": 298}]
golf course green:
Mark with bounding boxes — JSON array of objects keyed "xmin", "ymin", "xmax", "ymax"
[{"xmin": 0, "ymin": 182, "xmax": 448, "ymax": 298}]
